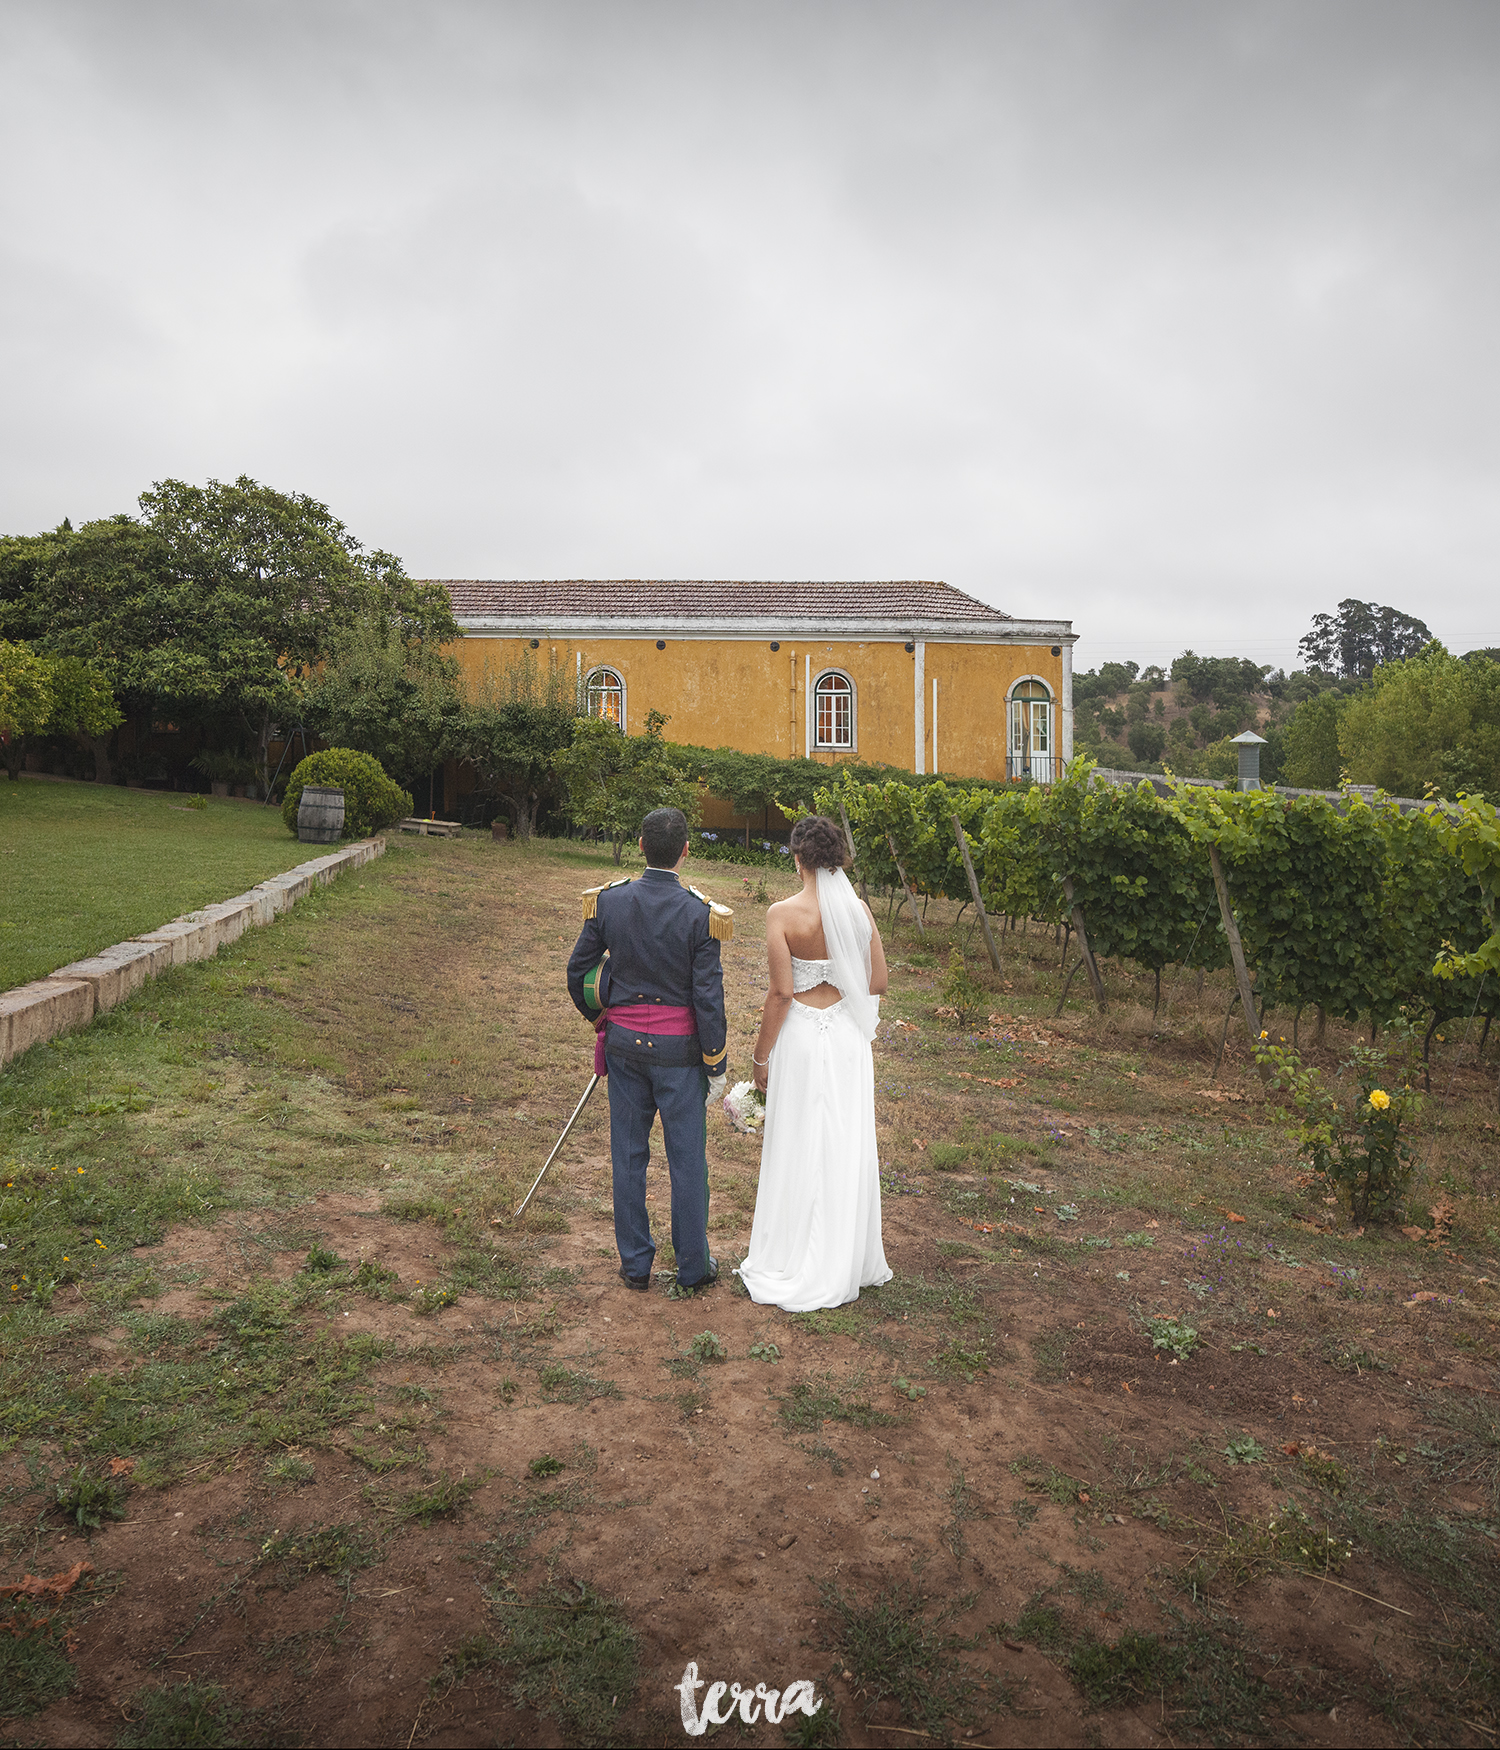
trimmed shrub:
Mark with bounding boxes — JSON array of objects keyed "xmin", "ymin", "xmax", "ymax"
[{"xmin": 281, "ymin": 748, "xmax": 412, "ymax": 840}]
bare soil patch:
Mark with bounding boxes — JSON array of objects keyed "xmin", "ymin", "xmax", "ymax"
[{"xmin": 2, "ymin": 835, "xmax": 1497, "ymax": 1746}]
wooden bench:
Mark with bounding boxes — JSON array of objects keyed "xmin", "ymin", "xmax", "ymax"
[{"xmin": 398, "ymin": 817, "xmax": 463, "ymax": 838}]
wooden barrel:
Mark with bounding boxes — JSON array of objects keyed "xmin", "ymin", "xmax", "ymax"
[{"xmin": 298, "ymin": 785, "xmax": 345, "ymax": 843}]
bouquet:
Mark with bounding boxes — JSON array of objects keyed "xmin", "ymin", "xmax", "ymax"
[{"xmin": 723, "ymin": 1080, "xmax": 766, "ymax": 1134}]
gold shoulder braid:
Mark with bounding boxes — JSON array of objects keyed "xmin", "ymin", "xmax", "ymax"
[
  {"xmin": 581, "ymin": 876, "xmax": 632, "ymax": 922},
  {"xmin": 687, "ymin": 885, "xmax": 734, "ymax": 942}
]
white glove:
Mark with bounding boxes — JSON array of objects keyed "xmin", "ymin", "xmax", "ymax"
[{"xmin": 706, "ymin": 1074, "xmax": 727, "ymax": 1107}]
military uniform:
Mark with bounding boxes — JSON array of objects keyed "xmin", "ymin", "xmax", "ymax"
[{"xmin": 567, "ymin": 868, "xmax": 731, "ymax": 1289}]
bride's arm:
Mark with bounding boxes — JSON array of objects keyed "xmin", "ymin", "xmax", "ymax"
[
  {"xmin": 751, "ymin": 908, "xmax": 794, "ymax": 1093},
  {"xmin": 863, "ymin": 901, "xmax": 889, "ymax": 996}
]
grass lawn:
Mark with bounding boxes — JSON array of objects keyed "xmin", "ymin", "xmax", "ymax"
[
  {"xmin": 0, "ymin": 832, "xmax": 1497, "ymax": 1746},
  {"xmin": 0, "ymin": 776, "xmax": 306, "ymax": 989}
]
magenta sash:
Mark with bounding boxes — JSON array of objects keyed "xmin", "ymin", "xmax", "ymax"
[{"xmin": 594, "ymin": 1002, "xmax": 696, "ymax": 1075}]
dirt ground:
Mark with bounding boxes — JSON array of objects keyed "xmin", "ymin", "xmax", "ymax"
[{"xmin": 2, "ymin": 833, "xmax": 1497, "ymax": 1748}]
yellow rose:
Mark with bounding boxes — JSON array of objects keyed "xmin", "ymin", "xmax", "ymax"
[{"xmin": 1368, "ymin": 1089, "xmax": 1391, "ymax": 1111}]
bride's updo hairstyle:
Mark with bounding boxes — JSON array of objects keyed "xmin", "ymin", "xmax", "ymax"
[{"xmin": 789, "ymin": 814, "xmax": 847, "ymax": 872}]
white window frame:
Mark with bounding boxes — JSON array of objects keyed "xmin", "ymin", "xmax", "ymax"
[
  {"xmin": 585, "ymin": 665, "xmax": 626, "ymax": 730},
  {"xmin": 812, "ymin": 668, "xmax": 856, "ymax": 751},
  {"xmin": 1007, "ymin": 675, "xmax": 1055, "ymax": 783}
]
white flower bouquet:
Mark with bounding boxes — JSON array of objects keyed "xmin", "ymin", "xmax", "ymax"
[{"xmin": 723, "ymin": 1080, "xmax": 766, "ymax": 1134}]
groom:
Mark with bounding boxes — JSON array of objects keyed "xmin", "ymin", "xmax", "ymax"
[{"xmin": 567, "ymin": 807, "xmax": 731, "ymax": 1295}]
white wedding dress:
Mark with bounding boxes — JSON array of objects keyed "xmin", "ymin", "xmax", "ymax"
[{"xmin": 738, "ymin": 868, "xmax": 892, "ymax": 1312}]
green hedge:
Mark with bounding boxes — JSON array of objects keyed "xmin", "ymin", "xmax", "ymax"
[{"xmin": 281, "ymin": 748, "xmax": 412, "ymax": 840}]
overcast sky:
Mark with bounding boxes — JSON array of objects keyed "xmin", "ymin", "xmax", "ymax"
[{"xmin": 3, "ymin": 1, "xmax": 1496, "ymax": 671}]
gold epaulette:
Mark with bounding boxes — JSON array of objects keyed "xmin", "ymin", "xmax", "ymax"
[
  {"xmin": 581, "ymin": 876, "xmax": 631, "ymax": 922},
  {"xmin": 688, "ymin": 885, "xmax": 734, "ymax": 943}
]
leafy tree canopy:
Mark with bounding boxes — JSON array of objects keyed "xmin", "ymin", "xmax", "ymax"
[
  {"xmin": 552, "ymin": 710, "xmax": 700, "ymax": 863},
  {"xmin": 1071, "ymin": 660, "xmax": 1139, "ymax": 702},
  {"xmin": 1169, "ymin": 651, "xmax": 1271, "ymax": 708},
  {"xmin": 447, "ymin": 648, "xmax": 580, "ymax": 839},
  {"xmin": 0, "ymin": 477, "xmax": 433, "ymax": 785},
  {"xmin": 1298, "ymin": 598, "xmax": 1432, "ymax": 680},
  {"xmin": 1339, "ymin": 641, "xmax": 1500, "ymax": 802},
  {"xmin": 302, "ymin": 612, "xmax": 462, "ymax": 793}
]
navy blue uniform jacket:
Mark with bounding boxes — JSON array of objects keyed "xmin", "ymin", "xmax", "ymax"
[{"xmin": 567, "ymin": 869, "xmax": 728, "ymax": 1074}]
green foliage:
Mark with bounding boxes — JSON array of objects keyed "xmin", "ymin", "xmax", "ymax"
[
  {"xmin": 1300, "ymin": 597, "xmax": 1432, "ymax": 679},
  {"xmin": 304, "ymin": 1244, "xmax": 342, "ymax": 1274},
  {"xmin": 493, "ymin": 1582, "xmax": 639, "ymax": 1746},
  {"xmin": 820, "ymin": 1579, "xmax": 977, "ymax": 1738},
  {"xmin": 0, "ymin": 637, "xmax": 53, "ymax": 777},
  {"xmin": 258, "ymin": 1521, "xmax": 377, "ymax": 1576},
  {"xmin": 1433, "ymin": 792, "xmax": 1500, "ymax": 982},
  {"xmin": 1213, "ymin": 1500, "xmax": 1353, "ymax": 1579},
  {"xmin": 1222, "ymin": 1435, "xmax": 1266, "ymax": 1465},
  {"xmin": 776, "ymin": 1380, "xmax": 895, "ymax": 1432},
  {"xmin": 447, "ymin": 648, "xmax": 580, "ymax": 838},
  {"xmin": 687, "ymin": 1330, "xmax": 727, "ymax": 1363},
  {"xmin": 2, "ymin": 481, "xmax": 417, "ymax": 788},
  {"xmin": 1147, "ymin": 1316, "xmax": 1199, "ymax": 1360},
  {"xmin": 115, "ymin": 1679, "xmax": 241, "ymax": 1748},
  {"xmin": 940, "ymin": 949, "xmax": 988, "ymax": 1027},
  {"xmin": 528, "ymin": 1454, "xmax": 564, "ymax": 1477},
  {"xmin": 1068, "ymin": 1629, "xmax": 1185, "ymax": 1708},
  {"xmin": 395, "ymin": 1472, "xmax": 477, "ymax": 1525},
  {"xmin": 54, "ymin": 1464, "xmax": 129, "ymax": 1528},
  {"xmin": 302, "ymin": 606, "xmax": 461, "ymax": 792},
  {"xmin": 1340, "ymin": 641, "xmax": 1500, "ymax": 801},
  {"xmin": 0, "ymin": 1598, "xmax": 77, "ymax": 1715},
  {"xmin": 1033, "ymin": 769, "xmax": 1225, "ymax": 976},
  {"xmin": 1282, "ymin": 689, "xmax": 1347, "ymax": 790},
  {"xmin": 552, "ymin": 709, "xmax": 700, "ymax": 863},
  {"xmin": 1256, "ymin": 1028, "xmax": 1422, "ymax": 1222},
  {"xmin": 280, "ymin": 747, "xmax": 412, "ymax": 839},
  {"xmin": 1175, "ymin": 784, "xmax": 1385, "ymax": 1020},
  {"xmin": 749, "ymin": 1339, "xmax": 781, "ymax": 1364}
]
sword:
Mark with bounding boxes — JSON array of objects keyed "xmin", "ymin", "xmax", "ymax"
[{"xmin": 514, "ymin": 1072, "xmax": 600, "ymax": 1218}]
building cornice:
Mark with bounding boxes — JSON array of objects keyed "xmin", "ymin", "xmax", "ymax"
[{"xmin": 454, "ymin": 615, "xmax": 1076, "ymax": 644}]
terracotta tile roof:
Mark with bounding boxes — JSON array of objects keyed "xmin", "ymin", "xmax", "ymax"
[{"xmin": 432, "ymin": 578, "xmax": 1013, "ymax": 624}]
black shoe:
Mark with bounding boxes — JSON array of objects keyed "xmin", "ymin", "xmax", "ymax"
[
  {"xmin": 619, "ymin": 1268, "xmax": 650, "ymax": 1292},
  {"xmin": 681, "ymin": 1257, "xmax": 720, "ymax": 1293}
]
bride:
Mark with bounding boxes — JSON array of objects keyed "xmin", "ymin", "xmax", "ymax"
[{"xmin": 738, "ymin": 815, "xmax": 893, "ymax": 1311}]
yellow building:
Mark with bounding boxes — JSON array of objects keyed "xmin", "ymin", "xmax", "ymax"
[{"xmin": 431, "ymin": 579, "xmax": 1074, "ymax": 815}]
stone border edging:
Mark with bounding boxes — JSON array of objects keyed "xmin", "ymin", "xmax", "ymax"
[{"xmin": 0, "ymin": 838, "xmax": 386, "ymax": 1067}]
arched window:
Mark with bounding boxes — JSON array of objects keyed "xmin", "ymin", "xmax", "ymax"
[
  {"xmin": 1008, "ymin": 678, "xmax": 1054, "ymax": 782},
  {"xmin": 586, "ymin": 666, "xmax": 624, "ymax": 728},
  {"xmin": 813, "ymin": 670, "xmax": 855, "ymax": 750}
]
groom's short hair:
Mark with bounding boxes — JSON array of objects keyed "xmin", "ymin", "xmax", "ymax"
[{"xmin": 641, "ymin": 807, "xmax": 689, "ymax": 867}]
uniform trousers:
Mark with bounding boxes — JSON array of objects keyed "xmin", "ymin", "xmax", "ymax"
[{"xmin": 604, "ymin": 1022, "xmax": 712, "ymax": 1288}]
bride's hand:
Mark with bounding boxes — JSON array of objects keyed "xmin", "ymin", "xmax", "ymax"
[{"xmin": 752, "ymin": 1054, "xmax": 769, "ymax": 1094}]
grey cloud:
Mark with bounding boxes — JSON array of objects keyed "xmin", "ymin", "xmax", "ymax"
[{"xmin": 1, "ymin": 0, "xmax": 1497, "ymax": 667}]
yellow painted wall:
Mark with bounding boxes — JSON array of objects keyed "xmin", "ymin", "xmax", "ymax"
[{"xmin": 450, "ymin": 634, "xmax": 1063, "ymax": 783}]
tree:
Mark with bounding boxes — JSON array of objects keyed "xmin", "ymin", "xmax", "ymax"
[
  {"xmin": 1298, "ymin": 599, "xmax": 1432, "ymax": 680},
  {"xmin": 1282, "ymin": 691, "xmax": 1346, "ymax": 790},
  {"xmin": 302, "ymin": 607, "xmax": 462, "ymax": 793},
  {"xmin": 552, "ymin": 711, "xmax": 701, "ymax": 863},
  {"xmin": 138, "ymin": 477, "xmax": 411, "ymax": 789},
  {"xmin": 1071, "ymin": 660, "xmax": 1139, "ymax": 703},
  {"xmin": 1, "ymin": 480, "xmax": 412, "ymax": 787},
  {"xmin": 1169, "ymin": 651, "xmax": 1271, "ymax": 709},
  {"xmin": 0, "ymin": 644, "xmax": 118, "ymax": 780},
  {"xmin": 1338, "ymin": 643, "xmax": 1500, "ymax": 801},
  {"xmin": 447, "ymin": 648, "xmax": 580, "ymax": 838},
  {"xmin": 0, "ymin": 639, "xmax": 53, "ymax": 778},
  {"xmin": 1126, "ymin": 720, "xmax": 1166, "ymax": 763}
]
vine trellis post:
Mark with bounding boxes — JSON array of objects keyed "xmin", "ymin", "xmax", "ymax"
[
  {"xmin": 1061, "ymin": 877, "xmax": 1107, "ymax": 1010},
  {"xmin": 952, "ymin": 814, "xmax": 1002, "ymax": 973},
  {"xmin": 885, "ymin": 833, "xmax": 926, "ymax": 942},
  {"xmin": 1206, "ymin": 844, "xmax": 1271, "ymax": 1082}
]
